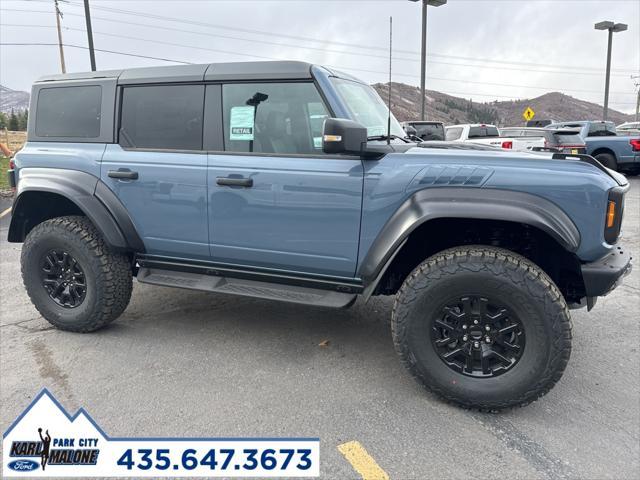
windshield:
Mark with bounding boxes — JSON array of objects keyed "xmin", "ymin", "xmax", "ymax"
[{"xmin": 331, "ymin": 78, "xmax": 405, "ymax": 138}]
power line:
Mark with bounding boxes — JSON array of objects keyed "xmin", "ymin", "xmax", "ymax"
[
  {"xmin": 4, "ymin": 23, "xmax": 636, "ymax": 97},
  {"xmin": 0, "ymin": 11, "xmax": 633, "ymax": 79},
  {"xmin": 0, "ymin": 42, "xmax": 192, "ymax": 64},
  {"xmin": 1, "ymin": 6, "xmax": 634, "ymax": 77},
  {"xmin": 2, "ymin": 42, "xmax": 635, "ymax": 106},
  {"xmin": 61, "ymin": 0, "xmax": 638, "ymax": 74}
]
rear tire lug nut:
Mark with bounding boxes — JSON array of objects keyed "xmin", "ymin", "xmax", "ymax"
[
  {"xmin": 485, "ymin": 325, "xmax": 490, "ymax": 331},
  {"xmin": 474, "ymin": 341, "xmax": 480, "ymax": 348},
  {"xmin": 485, "ymin": 336, "xmax": 491, "ymax": 343},
  {"xmin": 473, "ymin": 320, "xmax": 479, "ymax": 325},
  {"xmin": 462, "ymin": 335, "xmax": 468, "ymax": 341}
]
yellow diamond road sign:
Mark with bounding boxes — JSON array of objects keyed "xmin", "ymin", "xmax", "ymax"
[{"xmin": 523, "ymin": 106, "xmax": 535, "ymax": 122}]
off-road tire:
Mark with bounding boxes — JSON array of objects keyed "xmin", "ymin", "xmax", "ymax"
[
  {"xmin": 392, "ymin": 246, "xmax": 572, "ymax": 410},
  {"xmin": 595, "ymin": 152, "xmax": 618, "ymax": 171},
  {"xmin": 21, "ymin": 216, "xmax": 133, "ymax": 332}
]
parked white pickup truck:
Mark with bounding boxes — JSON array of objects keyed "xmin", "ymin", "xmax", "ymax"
[
  {"xmin": 500, "ymin": 127, "xmax": 586, "ymax": 154},
  {"xmin": 444, "ymin": 123, "xmax": 545, "ymax": 150}
]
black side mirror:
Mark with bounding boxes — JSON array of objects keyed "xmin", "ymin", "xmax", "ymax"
[{"xmin": 322, "ymin": 118, "xmax": 367, "ymax": 155}]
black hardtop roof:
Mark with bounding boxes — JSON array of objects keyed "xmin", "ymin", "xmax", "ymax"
[{"xmin": 35, "ymin": 60, "xmax": 319, "ymax": 84}]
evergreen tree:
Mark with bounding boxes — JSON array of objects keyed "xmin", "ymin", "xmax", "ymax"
[
  {"xmin": 8, "ymin": 109, "xmax": 19, "ymax": 131},
  {"xmin": 18, "ymin": 109, "xmax": 28, "ymax": 130},
  {"xmin": 0, "ymin": 112, "xmax": 7, "ymax": 129}
]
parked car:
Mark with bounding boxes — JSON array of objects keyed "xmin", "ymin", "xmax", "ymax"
[
  {"xmin": 402, "ymin": 121, "xmax": 445, "ymax": 141},
  {"xmin": 617, "ymin": 121, "xmax": 640, "ymax": 136},
  {"xmin": 547, "ymin": 121, "xmax": 640, "ymax": 173},
  {"xmin": 499, "ymin": 127, "xmax": 586, "ymax": 153},
  {"xmin": 8, "ymin": 61, "xmax": 632, "ymax": 410},
  {"xmin": 444, "ymin": 123, "xmax": 531, "ymax": 150}
]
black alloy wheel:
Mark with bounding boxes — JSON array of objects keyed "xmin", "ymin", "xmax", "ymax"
[
  {"xmin": 40, "ymin": 249, "xmax": 87, "ymax": 308},
  {"xmin": 431, "ymin": 295, "xmax": 525, "ymax": 378}
]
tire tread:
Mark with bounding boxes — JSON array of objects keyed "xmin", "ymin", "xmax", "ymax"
[
  {"xmin": 21, "ymin": 216, "xmax": 132, "ymax": 332},
  {"xmin": 391, "ymin": 245, "xmax": 572, "ymax": 411}
]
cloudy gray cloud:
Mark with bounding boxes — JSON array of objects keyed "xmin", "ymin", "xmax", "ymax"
[{"xmin": 1, "ymin": 0, "xmax": 638, "ymax": 113}]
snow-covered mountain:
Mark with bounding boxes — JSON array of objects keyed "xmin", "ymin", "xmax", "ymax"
[{"xmin": 0, "ymin": 85, "xmax": 30, "ymax": 113}]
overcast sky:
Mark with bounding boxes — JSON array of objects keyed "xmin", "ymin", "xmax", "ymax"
[{"xmin": 1, "ymin": 0, "xmax": 638, "ymax": 113}]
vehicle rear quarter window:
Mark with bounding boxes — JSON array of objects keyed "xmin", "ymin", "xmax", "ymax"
[
  {"xmin": 468, "ymin": 126, "xmax": 500, "ymax": 138},
  {"xmin": 35, "ymin": 85, "xmax": 102, "ymax": 138},
  {"xmin": 221, "ymin": 82, "xmax": 329, "ymax": 155},
  {"xmin": 445, "ymin": 127, "xmax": 463, "ymax": 141},
  {"xmin": 119, "ymin": 84, "xmax": 204, "ymax": 150}
]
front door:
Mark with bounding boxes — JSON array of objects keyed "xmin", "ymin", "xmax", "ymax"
[
  {"xmin": 206, "ymin": 82, "xmax": 363, "ymax": 277},
  {"xmin": 101, "ymin": 84, "xmax": 209, "ymax": 259}
]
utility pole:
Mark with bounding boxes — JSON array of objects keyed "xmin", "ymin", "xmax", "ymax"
[
  {"xmin": 54, "ymin": 0, "xmax": 66, "ymax": 73},
  {"xmin": 409, "ymin": 0, "xmax": 447, "ymax": 120},
  {"xmin": 633, "ymin": 75, "xmax": 640, "ymax": 122},
  {"xmin": 595, "ymin": 21, "xmax": 627, "ymax": 121},
  {"xmin": 83, "ymin": 0, "xmax": 96, "ymax": 71}
]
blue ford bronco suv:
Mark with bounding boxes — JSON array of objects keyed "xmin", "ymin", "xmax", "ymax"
[{"xmin": 8, "ymin": 61, "xmax": 632, "ymax": 410}]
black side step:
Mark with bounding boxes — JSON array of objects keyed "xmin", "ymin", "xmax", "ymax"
[{"xmin": 137, "ymin": 268, "xmax": 358, "ymax": 308}]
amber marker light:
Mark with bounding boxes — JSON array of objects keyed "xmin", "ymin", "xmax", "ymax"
[{"xmin": 606, "ymin": 201, "xmax": 616, "ymax": 228}]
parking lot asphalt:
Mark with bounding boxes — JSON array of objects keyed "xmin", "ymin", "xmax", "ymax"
[{"xmin": 1, "ymin": 179, "xmax": 639, "ymax": 480}]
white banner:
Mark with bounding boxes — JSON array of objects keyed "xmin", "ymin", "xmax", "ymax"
[{"xmin": 3, "ymin": 389, "xmax": 319, "ymax": 477}]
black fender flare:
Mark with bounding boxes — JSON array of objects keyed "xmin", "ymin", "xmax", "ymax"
[
  {"xmin": 358, "ymin": 187, "xmax": 581, "ymax": 293},
  {"xmin": 8, "ymin": 168, "xmax": 145, "ymax": 252}
]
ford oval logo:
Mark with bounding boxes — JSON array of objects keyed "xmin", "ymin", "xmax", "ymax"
[{"xmin": 8, "ymin": 459, "xmax": 39, "ymax": 472}]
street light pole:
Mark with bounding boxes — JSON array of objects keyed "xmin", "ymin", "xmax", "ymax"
[
  {"xmin": 595, "ymin": 21, "xmax": 627, "ymax": 121},
  {"xmin": 409, "ymin": 0, "xmax": 447, "ymax": 120},
  {"xmin": 420, "ymin": 1, "xmax": 427, "ymax": 121},
  {"xmin": 631, "ymin": 75, "xmax": 640, "ymax": 122}
]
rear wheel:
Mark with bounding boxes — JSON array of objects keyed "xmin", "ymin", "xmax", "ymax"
[
  {"xmin": 21, "ymin": 216, "xmax": 133, "ymax": 332},
  {"xmin": 391, "ymin": 246, "xmax": 572, "ymax": 410},
  {"xmin": 595, "ymin": 152, "xmax": 618, "ymax": 171}
]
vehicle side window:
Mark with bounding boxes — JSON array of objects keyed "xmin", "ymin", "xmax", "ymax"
[
  {"xmin": 35, "ymin": 86, "xmax": 102, "ymax": 138},
  {"xmin": 221, "ymin": 82, "xmax": 329, "ymax": 155},
  {"xmin": 587, "ymin": 122, "xmax": 617, "ymax": 137},
  {"xmin": 119, "ymin": 85, "xmax": 204, "ymax": 150},
  {"xmin": 445, "ymin": 127, "xmax": 463, "ymax": 141}
]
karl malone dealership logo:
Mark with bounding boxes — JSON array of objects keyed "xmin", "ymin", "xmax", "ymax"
[
  {"xmin": 3, "ymin": 389, "xmax": 103, "ymax": 476},
  {"xmin": 9, "ymin": 427, "xmax": 99, "ymax": 471}
]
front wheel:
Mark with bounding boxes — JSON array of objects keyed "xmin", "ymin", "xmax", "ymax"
[
  {"xmin": 595, "ymin": 152, "xmax": 618, "ymax": 171},
  {"xmin": 21, "ymin": 216, "xmax": 133, "ymax": 332},
  {"xmin": 391, "ymin": 246, "xmax": 572, "ymax": 410}
]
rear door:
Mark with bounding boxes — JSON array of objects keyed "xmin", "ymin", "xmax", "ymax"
[
  {"xmin": 101, "ymin": 84, "xmax": 210, "ymax": 259},
  {"xmin": 205, "ymin": 81, "xmax": 363, "ymax": 277}
]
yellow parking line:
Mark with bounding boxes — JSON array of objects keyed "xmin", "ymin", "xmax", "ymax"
[
  {"xmin": 0, "ymin": 207, "xmax": 11, "ymax": 219},
  {"xmin": 337, "ymin": 441, "xmax": 389, "ymax": 480}
]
